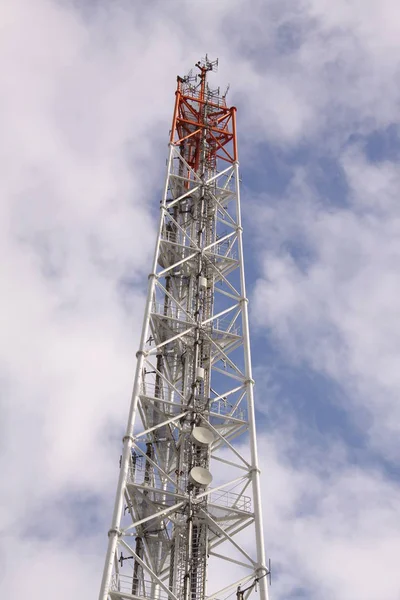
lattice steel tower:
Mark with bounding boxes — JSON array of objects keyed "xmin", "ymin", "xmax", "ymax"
[{"xmin": 99, "ymin": 57, "xmax": 270, "ymax": 600}]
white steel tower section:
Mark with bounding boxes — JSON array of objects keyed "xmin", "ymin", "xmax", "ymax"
[{"xmin": 99, "ymin": 57, "xmax": 270, "ymax": 600}]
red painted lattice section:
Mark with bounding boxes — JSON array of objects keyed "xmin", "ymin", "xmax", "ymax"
[{"xmin": 170, "ymin": 63, "xmax": 237, "ymax": 177}]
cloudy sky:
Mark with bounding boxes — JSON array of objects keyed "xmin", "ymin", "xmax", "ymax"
[{"xmin": 2, "ymin": 0, "xmax": 400, "ymax": 598}]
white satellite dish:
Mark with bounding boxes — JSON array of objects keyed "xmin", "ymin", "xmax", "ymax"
[
  {"xmin": 189, "ymin": 466, "xmax": 213, "ymax": 488},
  {"xmin": 191, "ymin": 426, "xmax": 214, "ymax": 447}
]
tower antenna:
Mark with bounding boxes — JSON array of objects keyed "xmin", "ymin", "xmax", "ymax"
[{"xmin": 99, "ymin": 58, "xmax": 270, "ymax": 600}]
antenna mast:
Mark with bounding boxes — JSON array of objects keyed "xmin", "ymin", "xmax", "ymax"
[{"xmin": 99, "ymin": 56, "xmax": 270, "ymax": 600}]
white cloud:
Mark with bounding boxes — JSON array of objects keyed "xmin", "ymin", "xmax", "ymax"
[
  {"xmin": 260, "ymin": 432, "xmax": 400, "ymax": 600},
  {"xmin": 252, "ymin": 143, "xmax": 400, "ymax": 459},
  {"xmin": 0, "ymin": 1, "xmax": 162, "ymax": 594}
]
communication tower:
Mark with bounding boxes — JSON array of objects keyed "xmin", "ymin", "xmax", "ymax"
[{"xmin": 99, "ymin": 57, "xmax": 270, "ymax": 600}]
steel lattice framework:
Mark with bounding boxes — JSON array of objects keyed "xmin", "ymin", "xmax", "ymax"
[{"xmin": 99, "ymin": 57, "xmax": 270, "ymax": 600}]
